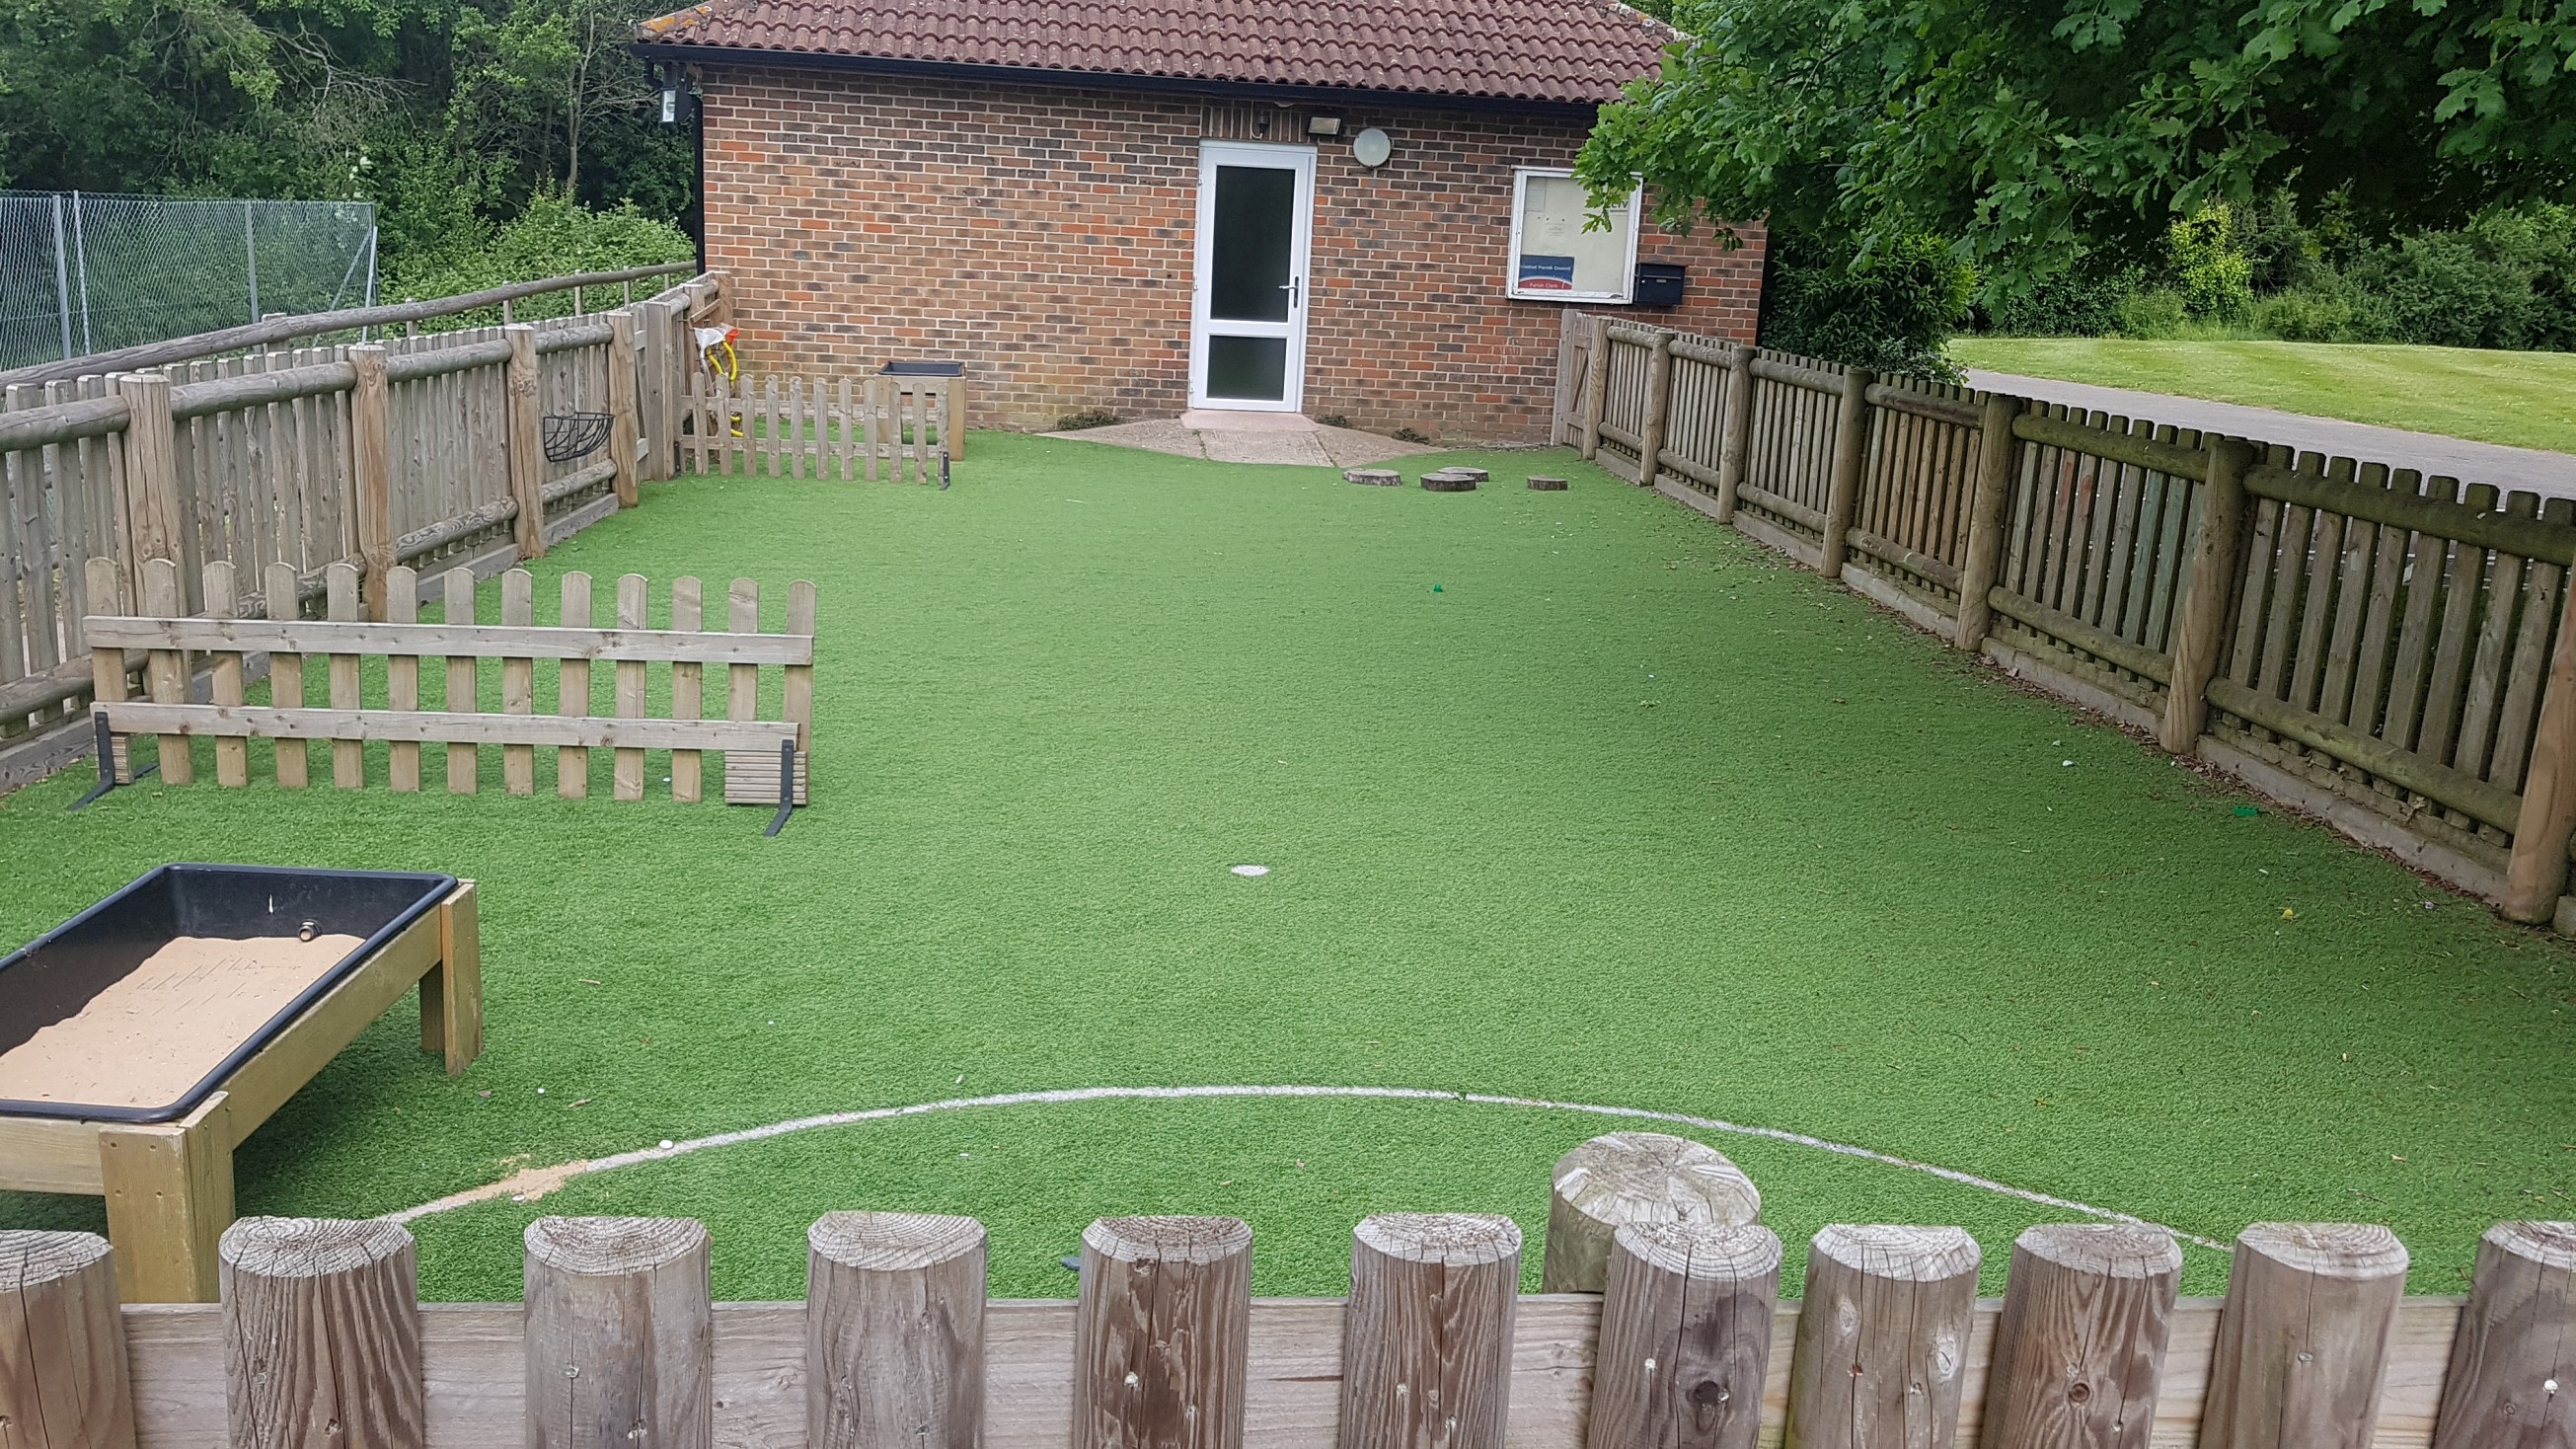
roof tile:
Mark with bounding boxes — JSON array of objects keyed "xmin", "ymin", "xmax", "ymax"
[{"xmin": 637, "ymin": 0, "xmax": 1676, "ymax": 104}]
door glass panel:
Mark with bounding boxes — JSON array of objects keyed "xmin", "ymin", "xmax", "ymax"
[
  {"xmin": 1210, "ymin": 166, "xmax": 1294, "ymax": 322},
  {"xmin": 1206, "ymin": 335, "xmax": 1288, "ymax": 401}
]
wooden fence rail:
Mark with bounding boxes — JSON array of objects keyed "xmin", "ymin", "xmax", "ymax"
[
  {"xmin": 1, "ymin": 1129, "xmax": 2568, "ymax": 1449},
  {"xmin": 0, "ymin": 272, "xmax": 731, "ymax": 786},
  {"xmin": 82, "ymin": 557, "xmax": 813, "ymax": 809},
  {"xmin": 1561, "ymin": 311, "xmax": 2576, "ymax": 931}
]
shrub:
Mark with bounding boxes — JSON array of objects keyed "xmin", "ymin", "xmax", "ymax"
[
  {"xmin": 2113, "ymin": 289, "xmax": 2191, "ymax": 339},
  {"xmin": 1056, "ymin": 407, "xmax": 1121, "ymax": 430},
  {"xmin": 385, "ymin": 194, "xmax": 696, "ymax": 328},
  {"xmin": 2253, "ymin": 288, "xmax": 2358, "ymax": 343},
  {"xmin": 1760, "ymin": 229, "xmax": 1974, "ymax": 377},
  {"xmin": 2164, "ymin": 206, "xmax": 2255, "ymax": 324},
  {"xmin": 1984, "ymin": 266, "xmax": 2137, "ymax": 337}
]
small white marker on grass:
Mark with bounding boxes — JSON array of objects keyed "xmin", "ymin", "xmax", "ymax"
[{"xmin": 1230, "ymin": 865, "xmax": 1271, "ymax": 877}]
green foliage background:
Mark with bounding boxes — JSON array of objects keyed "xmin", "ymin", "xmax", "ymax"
[{"xmin": 0, "ymin": 0, "xmax": 698, "ymax": 288}]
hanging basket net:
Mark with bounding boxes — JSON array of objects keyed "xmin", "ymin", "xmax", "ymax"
[{"xmin": 543, "ymin": 412, "xmax": 614, "ymax": 463}]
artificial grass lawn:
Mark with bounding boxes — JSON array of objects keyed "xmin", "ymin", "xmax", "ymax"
[
  {"xmin": 1948, "ymin": 337, "xmax": 2576, "ymax": 455},
  {"xmin": 2, "ymin": 431, "xmax": 2570, "ymax": 1300}
]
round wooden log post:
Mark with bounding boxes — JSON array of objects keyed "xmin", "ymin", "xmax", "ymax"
[
  {"xmin": 1981, "ymin": 1223, "xmax": 2182, "ymax": 1449},
  {"xmin": 220, "ymin": 1217, "xmax": 423, "ymax": 1449},
  {"xmin": 2431, "ymin": 1221, "xmax": 2576, "ymax": 1449},
  {"xmin": 1339, "ymin": 1213, "xmax": 1522, "ymax": 1449},
  {"xmin": 0, "ymin": 1231, "xmax": 135, "ymax": 1449},
  {"xmin": 2199, "ymin": 1222, "xmax": 2408, "ymax": 1449},
  {"xmin": 1073, "ymin": 1216, "xmax": 1253, "ymax": 1449},
  {"xmin": 1783, "ymin": 1225, "xmax": 1980, "ymax": 1449},
  {"xmin": 1543, "ymin": 1132, "xmax": 1761, "ymax": 1293},
  {"xmin": 525, "ymin": 1217, "xmax": 715, "ymax": 1449},
  {"xmin": 1587, "ymin": 1222, "xmax": 1779, "ymax": 1449},
  {"xmin": 806, "ymin": 1211, "xmax": 987, "ymax": 1449}
]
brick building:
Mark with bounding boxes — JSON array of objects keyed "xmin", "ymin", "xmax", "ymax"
[{"xmin": 635, "ymin": 0, "xmax": 1767, "ymax": 442}]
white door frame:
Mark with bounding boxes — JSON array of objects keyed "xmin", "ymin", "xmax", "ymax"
[{"xmin": 1188, "ymin": 140, "xmax": 1316, "ymax": 413}]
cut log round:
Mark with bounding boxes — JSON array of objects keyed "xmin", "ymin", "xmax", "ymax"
[
  {"xmin": 1528, "ymin": 476, "xmax": 1568, "ymax": 491},
  {"xmin": 219, "ymin": 1216, "xmax": 423, "ymax": 1449},
  {"xmin": 1345, "ymin": 468, "xmax": 1402, "ymax": 487},
  {"xmin": 0, "ymin": 1231, "xmax": 134, "ymax": 1449},
  {"xmin": 2432, "ymin": 1220, "xmax": 2576, "ymax": 1449},
  {"xmin": 1072, "ymin": 1216, "xmax": 1252, "ymax": 1449},
  {"xmin": 1339, "ymin": 1213, "xmax": 1521, "ymax": 1449},
  {"xmin": 1588, "ymin": 1221, "xmax": 1779, "ymax": 1449},
  {"xmin": 1982, "ymin": 1222, "xmax": 2182, "ymax": 1449},
  {"xmin": 1420, "ymin": 470, "xmax": 1479, "ymax": 493},
  {"xmin": 1542, "ymin": 1131, "xmax": 1761, "ymax": 1293},
  {"xmin": 1783, "ymin": 1225, "xmax": 1981, "ymax": 1449},
  {"xmin": 805, "ymin": 1211, "xmax": 986, "ymax": 1449}
]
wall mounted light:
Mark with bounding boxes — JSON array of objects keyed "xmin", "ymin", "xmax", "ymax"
[
  {"xmin": 1352, "ymin": 127, "xmax": 1393, "ymax": 167},
  {"xmin": 1307, "ymin": 114, "xmax": 1345, "ymax": 137}
]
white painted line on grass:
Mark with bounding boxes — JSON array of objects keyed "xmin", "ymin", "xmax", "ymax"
[{"xmin": 383, "ymin": 1083, "xmax": 2229, "ymax": 1250}]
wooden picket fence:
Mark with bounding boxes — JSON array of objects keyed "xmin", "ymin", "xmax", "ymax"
[
  {"xmin": 682, "ymin": 368, "xmax": 959, "ymax": 484},
  {"xmin": 81, "ymin": 557, "xmax": 813, "ymax": 808},
  {"xmin": 2, "ymin": 1126, "xmax": 2567, "ymax": 1449},
  {"xmin": 1560, "ymin": 312, "xmax": 2576, "ymax": 931},
  {"xmin": 0, "ymin": 271, "xmax": 729, "ymax": 785}
]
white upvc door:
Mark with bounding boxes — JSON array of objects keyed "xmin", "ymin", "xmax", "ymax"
[{"xmin": 1188, "ymin": 141, "xmax": 1316, "ymax": 413}]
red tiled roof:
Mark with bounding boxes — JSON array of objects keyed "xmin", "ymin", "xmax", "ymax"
[{"xmin": 634, "ymin": 0, "xmax": 1680, "ymax": 106}]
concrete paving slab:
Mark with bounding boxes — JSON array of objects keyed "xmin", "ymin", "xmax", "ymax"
[
  {"xmin": 1967, "ymin": 368, "xmax": 2576, "ymax": 500},
  {"xmin": 1040, "ymin": 415, "xmax": 1444, "ymax": 469}
]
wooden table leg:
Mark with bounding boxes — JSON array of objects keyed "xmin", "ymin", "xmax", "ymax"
[
  {"xmin": 96, "ymin": 1091, "xmax": 233, "ymax": 1303},
  {"xmin": 421, "ymin": 879, "xmax": 484, "ymax": 1075}
]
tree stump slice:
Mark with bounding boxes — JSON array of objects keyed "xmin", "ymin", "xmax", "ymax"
[
  {"xmin": 1981, "ymin": 1223, "xmax": 2182, "ymax": 1449},
  {"xmin": 1420, "ymin": 470, "xmax": 1481, "ymax": 493},
  {"xmin": 1073, "ymin": 1216, "xmax": 1252, "ymax": 1449},
  {"xmin": 2431, "ymin": 1221, "xmax": 2575, "ymax": 1449},
  {"xmin": 2200, "ymin": 1222, "xmax": 2409, "ymax": 1449},
  {"xmin": 1543, "ymin": 1131, "xmax": 1761, "ymax": 1293},
  {"xmin": 1339, "ymin": 1213, "xmax": 1522, "ymax": 1449},
  {"xmin": 1783, "ymin": 1225, "xmax": 1980, "ymax": 1449},
  {"xmin": 221, "ymin": 1217, "xmax": 424, "ymax": 1449},
  {"xmin": 524, "ymin": 1216, "xmax": 715, "ymax": 1449},
  {"xmin": 0, "ymin": 1231, "xmax": 135, "ymax": 1449},
  {"xmin": 1346, "ymin": 469, "xmax": 1402, "ymax": 487},
  {"xmin": 806, "ymin": 1211, "xmax": 986, "ymax": 1449},
  {"xmin": 1588, "ymin": 1221, "xmax": 1779, "ymax": 1449},
  {"xmin": 1528, "ymin": 476, "xmax": 1568, "ymax": 491}
]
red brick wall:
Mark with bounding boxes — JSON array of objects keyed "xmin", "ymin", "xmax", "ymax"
[{"xmin": 699, "ymin": 66, "xmax": 1766, "ymax": 442}]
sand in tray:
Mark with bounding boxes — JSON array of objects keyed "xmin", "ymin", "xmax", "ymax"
[{"xmin": 0, "ymin": 933, "xmax": 364, "ymax": 1109}]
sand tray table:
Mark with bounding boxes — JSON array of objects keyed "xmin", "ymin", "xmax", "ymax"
[{"xmin": 0, "ymin": 864, "xmax": 481, "ymax": 1300}]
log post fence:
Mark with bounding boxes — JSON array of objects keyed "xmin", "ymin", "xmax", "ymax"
[
  {"xmin": 1, "ymin": 1125, "xmax": 2560, "ymax": 1449},
  {"xmin": 1559, "ymin": 310, "xmax": 2576, "ymax": 935}
]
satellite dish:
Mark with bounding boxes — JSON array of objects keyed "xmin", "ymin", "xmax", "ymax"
[{"xmin": 1352, "ymin": 127, "xmax": 1393, "ymax": 168}]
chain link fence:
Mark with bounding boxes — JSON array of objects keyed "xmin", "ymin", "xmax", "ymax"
[{"xmin": 0, "ymin": 192, "xmax": 376, "ymax": 371}]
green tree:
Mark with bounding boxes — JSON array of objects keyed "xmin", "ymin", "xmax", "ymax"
[{"xmin": 1578, "ymin": 0, "xmax": 2576, "ymax": 303}]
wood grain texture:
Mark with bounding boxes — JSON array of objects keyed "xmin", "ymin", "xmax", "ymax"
[
  {"xmin": 201, "ymin": 562, "xmax": 246, "ymax": 788},
  {"xmin": 325, "ymin": 563, "xmax": 362, "ymax": 789},
  {"xmin": 500, "ymin": 569, "xmax": 535, "ymax": 796},
  {"xmin": 1074, "ymin": 1217, "xmax": 1251, "ymax": 1449},
  {"xmin": 806, "ymin": 1213, "xmax": 985, "ymax": 1449},
  {"xmin": 92, "ymin": 1290, "xmax": 2485, "ymax": 1449},
  {"xmin": 1588, "ymin": 1221, "xmax": 1778, "ymax": 1449},
  {"xmin": 2160, "ymin": 437, "xmax": 2254, "ymax": 753},
  {"xmin": 1817, "ymin": 368, "xmax": 1875, "ymax": 579},
  {"xmin": 350, "ymin": 344, "xmax": 394, "ymax": 618},
  {"xmin": 613, "ymin": 573, "xmax": 646, "ymax": 800},
  {"xmin": 1979, "ymin": 1223, "xmax": 2181, "ymax": 1449},
  {"xmin": 0, "ymin": 1231, "xmax": 136, "ymax": 1449},
  {"xmin": 100, "ymin": 702, "xmax": 795, "ymax": 752},
  {"xmin": 605, "ymin": 312, "xmax": 640, "ymax": 508},
  {"xmin": 219, "ymin": 1217, "xmax": 422, "ymax": 1449},
  {"xmin": 422, "ymin": 880, "xmax": 482, "ymax": 1074},
  {"xmin": 523, "ymin": 1217, "xmax": 713, "ymax": 1449},
  {"xmin": 669, "ymin": 576, "xmax": 701, "ymax": 802},
  {"xmin": 1783, "ymin": 1224, "xmax": 1981, "ymax": 1449},
  {"xmin": 265, "ymin": 562, "xmax": 306, "ymax": 789},
  {"xmin": 2429, "ymin": 1221, "xmax": 2575, "ymax": 1449},
  {"xmin": 139, "ymin": 558, "xmax": 189, "ymax": 785},
  {"xmin": 442, "ymin": 569, "xmax": 477, "ymax": 794},
  {"xmin": 96, "ymin": 1093, "xmax": 233, "ymax": 1304},
  {"xmin": 2200, "ymin": 1223, "xmax": 2409, "ymax": 1449},
  {"xmin": 502, "ymin": 326, "xmax": 545, "ymax": 560},
  {"xmin": 387, "ymin": 566, "xmax": 420, "ymax": 792},
  {"xmin": 1339, "ymin": 1214, "xmax": 1521, "ymax": 1449},
  {"xmin": 1952, "ymin": 393, "xmax": 2022, "ymax": 652},
  {"xmin": 1542, "ymin": 1133, "xmax": 1762, "ymax": 1294}
]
